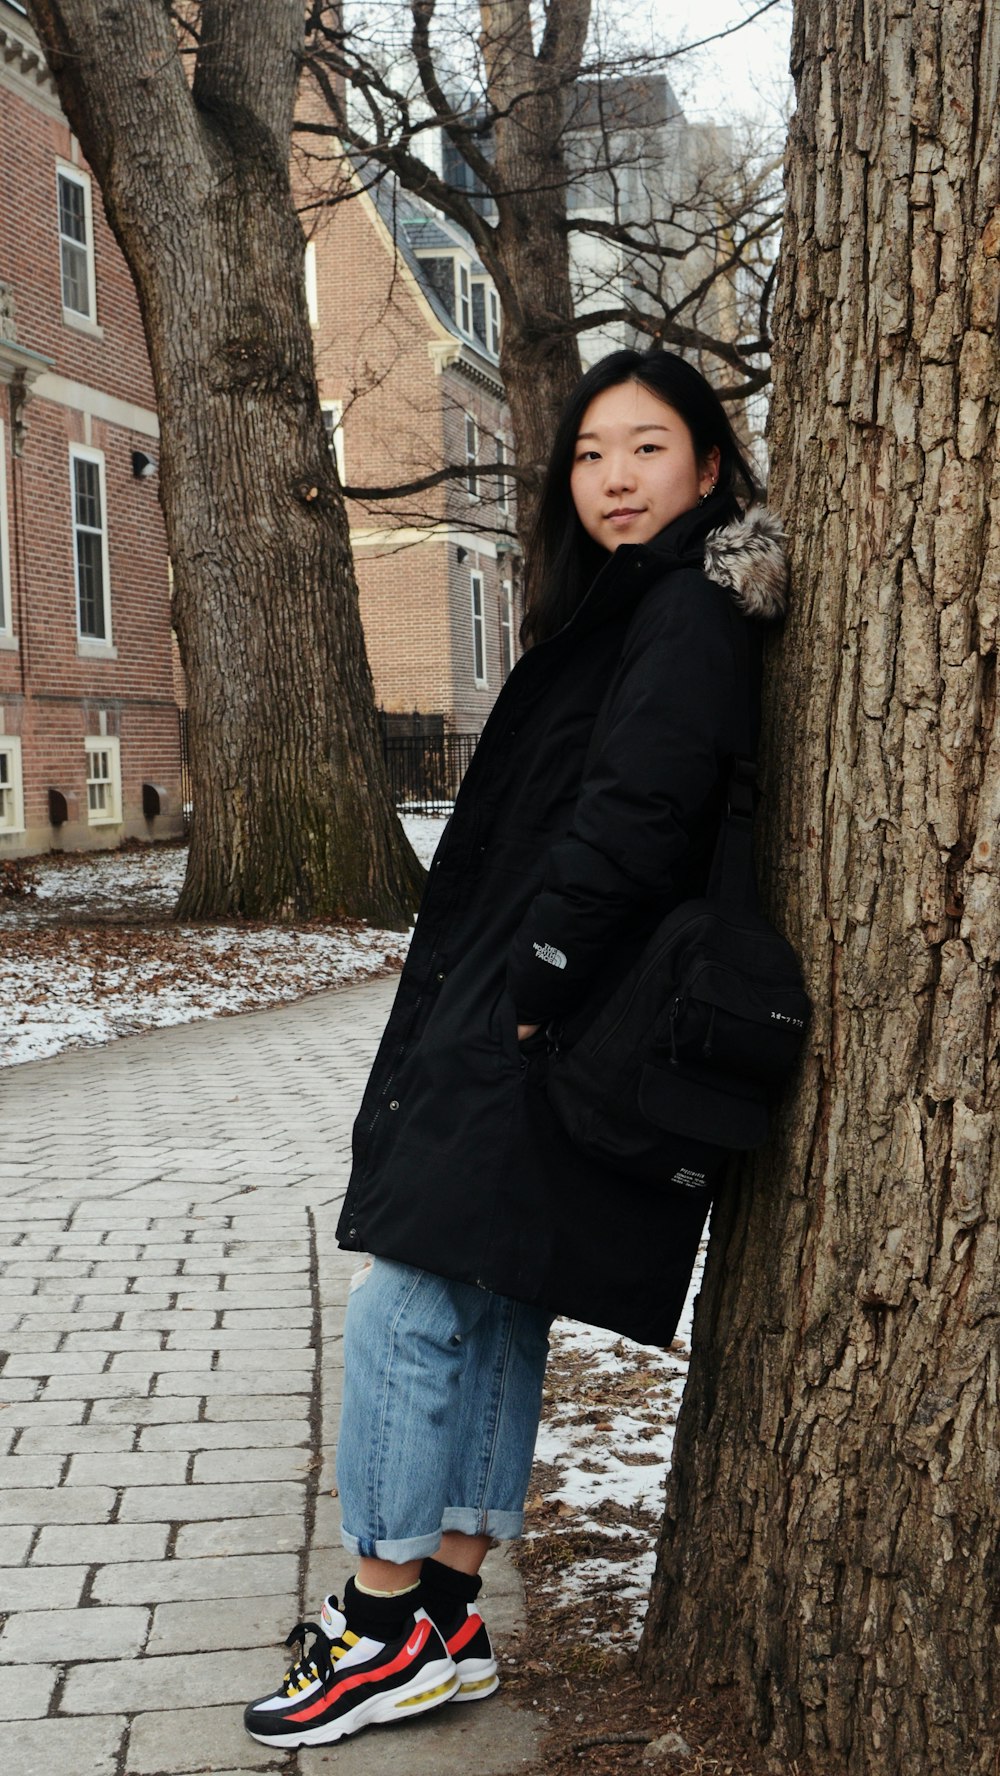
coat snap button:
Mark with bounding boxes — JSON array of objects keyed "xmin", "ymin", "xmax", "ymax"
[
  {"xmin": 435, "ymin": 971, "xmax": 446, "ymax": 983},
  {"xmin": 389, "ymin": 1099, "xmax": 400, "ymax": 1111}
]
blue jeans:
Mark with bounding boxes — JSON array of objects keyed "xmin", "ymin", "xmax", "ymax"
[{"xmin": 336, "ymin": 1258, "xmax": 552, "ymax": 1562}]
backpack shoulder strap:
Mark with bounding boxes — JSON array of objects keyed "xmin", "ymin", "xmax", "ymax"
[{"xmin": 707, "ymin": 612, "xmax": 760, "ymax": 909}]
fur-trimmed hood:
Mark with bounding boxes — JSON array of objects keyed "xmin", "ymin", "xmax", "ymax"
[{"xmin": 703, "ymin": 505, "xmax": 788, "ymax": 621}]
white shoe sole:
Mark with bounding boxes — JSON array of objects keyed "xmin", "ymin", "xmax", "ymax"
[{"xmin": 451, "ymin": 1656, "xmax": 500, "ymax": 1702}]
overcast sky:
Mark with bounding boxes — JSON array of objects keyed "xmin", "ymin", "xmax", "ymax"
[{"xmin": 648, "ymin": 0, "xmax": 793, "ymax": 122}]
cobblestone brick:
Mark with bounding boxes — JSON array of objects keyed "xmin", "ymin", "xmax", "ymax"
[
  {"xmin": 92, "ymin": 1550, "xmax": 296, "ymax": 1605},
  {"xmin": 155, "ymin": 1368, "xmax": 310, "ymax": 1396},
  {"xmin": 146, "ymin": 1591, "xmax": 295, "ymax": 1655},
  {"xmin": 173, "ymin": 1516, "xmax": 305, "ymax": 1559},
  {"xmin": 137, "ymin": 1418, "xmax": 308, "ymax": 1452},
  {"xmin": 0, "ymin": 1566, "xmax": 88, "ymax": 1610},
  {"xmin": 17, "ymin": 1424, "xmax": 136, "ymax": 1456},
  {"xmin": 0, "ymin": 1486, "xmax": 115, "ymax": 1525},
  {"xmin": 0, "ymin": 1455, "xmax": 65, "ymax": 1488},
  {"xmin": 125, "ymin": 1703, "xmax": 277, "ymax": 1773},
  {"xmin": 89, "ymin": 1396, "xmax": 200, "ymax": 1425},
  {"xmin": 5, "ymin": 1716, "xmax": 126, "ymax": 1775},
  {"xmin": 191, "ymin": 1447, "xmax": 312, "ymax": 1485},
  {"xmin": 0, "ymin": 1604, "xmax": 149, "ymax": 1663},
  {"xmin": 118, "ymin": 1481, "xmax": 304, "ymax": 1522},
  {"xmin": 32, "ymin": 1523, "xmax": 170, "ymax": 1566},
  {"xmin": 0, "ymin": 1664, "xmax": 60, "ymax": 1720},
  {"xmin": 0, "ymin": 1527, "xmax": 33, "ymax": 1563},
  {"xmin": 65, "ymin": 1452, "xmax": 188, "ymax": 1487},
  {"xmin": 61, "ymin": 1644, "xmax": 277, "ymax": 1713}
]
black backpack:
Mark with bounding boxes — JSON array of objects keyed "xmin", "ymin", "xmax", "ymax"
[{"xmin": 545, "ymin": 757, "xmax": 811, "ymax": 1183}]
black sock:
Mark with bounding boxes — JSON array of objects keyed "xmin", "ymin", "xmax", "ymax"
[
  {"xmin": 343, "ymin": 1574, "xmax": 420, "ymax": 1641},
  {"xmin": 421, "ymin": 1556, "xmax": 482, "ymax": 1622}
]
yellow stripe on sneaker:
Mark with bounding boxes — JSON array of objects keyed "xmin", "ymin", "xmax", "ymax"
[{"xmin": 395, "ymin": 1677, "xmax": 458, "ymax": 1709}]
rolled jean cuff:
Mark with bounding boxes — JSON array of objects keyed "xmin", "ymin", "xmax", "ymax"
[
  {"xmin": 441, "ymin": 1507, "xmax": 524, "ymax": 1541},
  {"xmin": 340, "ymin": 1526, "xmax": 445, "ymax": 1563},
  {"xmin": 340, "ymin": 1508, "xmax": 525, "ymax": 1564}
]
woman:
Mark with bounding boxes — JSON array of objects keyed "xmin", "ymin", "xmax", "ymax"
[{"xmin": 244, "ymin": 349, "xmax": 787, "ymax": 1750}]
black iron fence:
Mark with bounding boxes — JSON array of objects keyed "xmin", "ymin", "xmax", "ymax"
[
  {"xmin": 380, "ymin": 731, "xmax": 478, "ymax": 813},
  {"xmin": 177, "ymin": 710, "xmax": 476, "ymax": 823}
]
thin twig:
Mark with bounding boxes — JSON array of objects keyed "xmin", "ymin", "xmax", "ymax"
[{"xmin": 573, "ymin": 1730, "xmax": 654, "ymax": 1753}]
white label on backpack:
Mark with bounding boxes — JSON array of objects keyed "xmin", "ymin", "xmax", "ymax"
[
  {"xmin": 670, "ymin": 1167, "xmax": 708, "ymax": 1191},
  {"xmin": 532, "ymin": 942, "xmax": 567, "ymax": 970}
]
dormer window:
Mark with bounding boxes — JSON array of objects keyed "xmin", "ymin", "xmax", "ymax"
[
  {"xmin": 458, "ymin": 262, "xmax": 472, "ymax": 333},
  {"xmin": 415, "ymin": 252, "xmax": 476, "ymax": 335},
  {"xmin": 471, "ymin": 278, "xmax": 501, "ymax": 356}
]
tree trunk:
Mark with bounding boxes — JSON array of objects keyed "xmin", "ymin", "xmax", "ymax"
[
  {"xmin": 479, "ymin": 0, "xmax": 589, "ymax": 545},
  {"xmin": 638, "ymin": 3, "xmax": 1000, "ymax": 1773},
  {"xmin": 26, "ymin": 0, "xmax": 424, "ymax": 924}
]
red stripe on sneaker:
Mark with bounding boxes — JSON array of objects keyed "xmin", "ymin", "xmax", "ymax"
[
  {"xmin": 286, "ymin": 1620, "xmax": 433, "ymax": 1723},
  {"xmin": 447, "ymin": 1613, "xmax": 483, "ymax": 1656}
]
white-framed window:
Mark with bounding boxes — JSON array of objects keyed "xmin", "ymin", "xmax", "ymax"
[
  {"xmin": 465, "ymin": 414, "xmax": 479, "ymax": 499},
  {"xmin": 458, "ymin": 261, "xmax": 472, "ymax": 333},
  {"xmin": 0, "ymin": 420, "xmax": 12, "ymax": 641},
  {"xmin": 499, "ymin": 580, "xmax": 515, "ymax": 679},
  {"xmin": 495, "ymin": 435, "xmax": 509, "ymax": 513},
  {"xmin": 0, "ymin": 736, "xmax": 25, "ymax": 833},
  {"xmin": 321, "ymin": 400, "xmax": 346, "ymax": 481},
  {"xmin": 488, "ymin": 287, "xmax": 501, "ymax": 354},
  {"xmin": 471, "ymin": 571, "xmax": 487, "ymax": 686},
  {"xmin": 304, "ymin": 240, "xmax": 319, "ymax": 328},
  {"xmin": 70, "ymin": 446, "xmax": 112, "ymax": 646},
  {"xmin": 57, "ymin": 163, "xmax": 97, "ymax": 323},
  {"xmin": 84, "ymin": 734, "xmax": 122, "ymax": 825}
]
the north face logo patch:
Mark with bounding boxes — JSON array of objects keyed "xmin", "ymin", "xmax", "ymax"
[{"xmin": 532, "ymin": 941, "xmax": 567, "ymax": 970}]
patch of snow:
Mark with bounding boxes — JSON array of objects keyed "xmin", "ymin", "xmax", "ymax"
[
  {"xmin": 528, "ymin": 1249, "xmax": 705, "ymax": 1645},
  {"xmin": 400, "ymin": 813, "xmax": 449, "ymax": 869},
  {"xmin": 1, "ymin": 819, "xmax": 449, "ymax": 1068}
]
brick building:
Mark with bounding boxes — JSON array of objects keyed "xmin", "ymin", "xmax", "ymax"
[
  {"xmin": 0, "ymin": 0, "xmax": 182, "ymax": 858},
  {"xmin": 303, "ymin": 155, "xmax": 520, "ymax": 735}
]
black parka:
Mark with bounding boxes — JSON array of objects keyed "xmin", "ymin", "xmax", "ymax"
[{"xmin": 337, "ymin": 498, "xmax": 788, "ymax": 1346}]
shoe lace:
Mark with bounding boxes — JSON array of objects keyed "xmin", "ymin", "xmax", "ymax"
[{"xmin": 280, "ymin": 1610, "xmax": 360, "ymax": 1696}]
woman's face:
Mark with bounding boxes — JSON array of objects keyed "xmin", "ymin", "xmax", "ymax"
[{"xmin": 569, "ymin": 380, "xmax": 720, "ymax": 551}]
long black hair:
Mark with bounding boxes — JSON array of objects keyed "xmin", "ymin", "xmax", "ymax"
[{"xmin": 521, "ymin": 349, "xmax": 761, "ymax": 647}]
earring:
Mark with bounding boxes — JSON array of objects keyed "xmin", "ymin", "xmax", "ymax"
[{"xmin": 699, "ymin": 481, "xmax": 717, "ymax": 505}]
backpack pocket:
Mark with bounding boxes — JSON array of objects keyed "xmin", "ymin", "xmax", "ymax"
[{"xmin": 653, "ymin": 959, "xmax": 809, "ymax": 1089}]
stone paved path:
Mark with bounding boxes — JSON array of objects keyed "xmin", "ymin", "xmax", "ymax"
[{"xmin": 0, "ymin": 978, "xmax": 541, "ymax": 1775}]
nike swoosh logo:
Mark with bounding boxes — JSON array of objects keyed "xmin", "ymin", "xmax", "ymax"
[{"xmin": 405, "ymin": 1627, "xmax": 426, "ymax": 1657}]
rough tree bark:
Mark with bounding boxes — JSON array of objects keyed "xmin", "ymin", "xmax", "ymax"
[
  {"xmin": 25, "ymin": 0, "xmax": 424, "ymax": 924},
  {"xmin": 477, "ymin": 0, "xmax": 589, "ymax": 535},
  {"xmin": 638, "ymin": 5, "xmax": 1000, "ymax": 1773}
]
